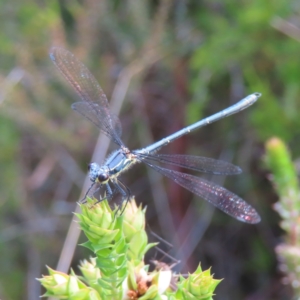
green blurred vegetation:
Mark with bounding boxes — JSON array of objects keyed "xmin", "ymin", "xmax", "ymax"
[
  {"xmin": 0, "ymin": 0, "xmax": 300, "ymax": 299},
  {"xmin": 265, "ymin": 137, "xmax": 300, "ymax": 297}
]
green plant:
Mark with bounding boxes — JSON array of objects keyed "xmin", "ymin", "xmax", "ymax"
[
  {"xmin": 38, "ymin": 199, "xmax": 221, "ymax": 300},
  {"xmin": 265, "ymin": 137, "xmax": 300, "ymax": 296}
]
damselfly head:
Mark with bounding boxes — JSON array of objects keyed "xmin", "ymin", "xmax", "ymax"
[{"xmin": 88, "ymin": 162, "xmax": 101, "ymax": 182}]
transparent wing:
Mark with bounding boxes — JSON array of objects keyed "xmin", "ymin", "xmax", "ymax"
[
  {"xmin": 135, "ymin": 153, "xmax": 242, "ymax": 175},
  {"xmin": 72, "ymin": 102, "xmax": 122, "ymax": 138},
  {"xmin": 49, "ymin": 47, "xmax": 123, "ymax": 146},
  {"xmin": 143, "ymin": 161, "xmax": 260, "ymax": 224}
]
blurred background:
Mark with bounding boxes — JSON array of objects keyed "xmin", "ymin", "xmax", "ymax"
[{"xmin": 1, "ymin": 0, "xmax": 300, "ymax": 299}]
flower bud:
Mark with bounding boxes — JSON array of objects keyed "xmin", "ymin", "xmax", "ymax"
[{"xmin": 175, "ymin": 265, "xmax": 221, "ymax": 299}]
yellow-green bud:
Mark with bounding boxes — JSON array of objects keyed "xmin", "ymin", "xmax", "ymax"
[
  {"xmin": 123, "ymin": 199, "xmax": 146, "ymax": 241},
  {"xmin": 79, "ymin": 257, "xmax": 101, "ymax": 282},
  {"xmin": 175, "ymin": 265, "xmax": 221, "ymax": 300}
]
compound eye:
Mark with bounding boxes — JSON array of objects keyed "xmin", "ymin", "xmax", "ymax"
[
  {"xmin": 98, "ymin": 173, "xmax": 109, "ymax": 182},
  {"xmin": 87, "ymin": 163, "xmax": 92, "ymax": 171}
]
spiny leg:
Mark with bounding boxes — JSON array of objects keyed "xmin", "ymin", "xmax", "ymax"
[
  {"xmin": 86, "ymin": 185, "xmax": 102, "ymax": 208},
  {"xmin": 79, "ymin": 182, "xmax": 96, "ymax": 204},
  {"xmin": 112, "ymin": 179, "xmax": 131, "ymax": 216},
  {"xmin": 106, "ymin": 182, "xmax": 115, "ymax": 201},
  {"xmin": 89, "ymin": 182, "xmax": 113, "ymax": 209}
]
